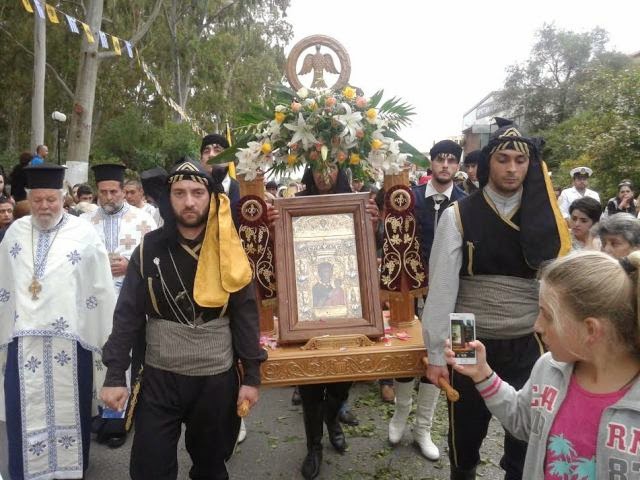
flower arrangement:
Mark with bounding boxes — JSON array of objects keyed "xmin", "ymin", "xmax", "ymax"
[{"xmin": 232, "ymin": 86, "xmax": 421, "ymax": 180}]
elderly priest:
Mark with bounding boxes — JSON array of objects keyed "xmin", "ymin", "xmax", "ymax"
[{"xmin": 0, "ymin": 163, "xmax": 116, "ymax": 480}]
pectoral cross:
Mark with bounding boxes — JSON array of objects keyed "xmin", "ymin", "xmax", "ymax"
[
  {"xmin": 29, "ymin": 277, "xmax": 42, "ymax": 300},
  {"xmin": 120, "ymin": 234, "xmax": 137, "ymax": 249}
]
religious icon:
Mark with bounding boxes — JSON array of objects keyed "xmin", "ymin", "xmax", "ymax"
[
  {"xmin": 274, "ymin": 193, "xmax": 383, "ymax": 344},
  {"xmin": 292, "ymin": 213, "xmax": 362, "ymax": 322}
]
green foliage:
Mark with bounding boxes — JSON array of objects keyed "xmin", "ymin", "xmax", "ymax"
[
  {"xmin": 498, "ymin": 23, "xmax": 630, "ymax": 133},
  {"xmin": 542, "ymin": 65, "xmax": 640, "ymax": 198},
  {"xmin": 0, "ymin": 0, "xmax": 292, "ymax": 177}
]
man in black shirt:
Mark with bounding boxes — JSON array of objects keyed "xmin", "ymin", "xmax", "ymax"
[{"xmin": 100, "ymin": 160, "xmax": 265, "ymax": 480}]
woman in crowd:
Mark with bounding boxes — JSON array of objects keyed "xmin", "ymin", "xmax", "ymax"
[
  {"xmin": 595, "ymin": 212, "xmax": 640, "ymax": 259},
  {"xmin": 604, "ymin": 180, "xmax": 637, "ymax": 217},
  {"xmin": 446, "ymin": 250, "xmax": 640, "ymax": 479},
  {"xmin": 568, "ymin": 197, "xmax": 601, "ymax": 250}
]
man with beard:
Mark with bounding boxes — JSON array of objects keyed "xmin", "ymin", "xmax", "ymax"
[
  {"xmin": 81, "ymin": 163, "xmax": 156, "ymax": 447},
  {"xmin": 423, "ymin": 119, "xmax": 569, "ymax": 479},
  {"xmin": 82, "ymin": 164, "xmax": 157, "ymax": 296},
  {"xmin": 387, "ymin": 140, "xmax": 466, "ymax": 461},
  {"xmin": 100, "ymin": 160, "xmax": 265, "ymax": 480},
  {"xmin": 0, "ymin": 163, "xmax": 116, "ymax": 480}
]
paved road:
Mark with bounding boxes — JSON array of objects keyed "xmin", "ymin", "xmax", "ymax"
[{"xmin": 1, "ymin": 382, "xmax": 505, "ymax": 479}]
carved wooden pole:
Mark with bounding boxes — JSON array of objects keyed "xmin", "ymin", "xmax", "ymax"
[
  {"xmin": 237, "ymin": 173, "xmax": 276, "ymax": 336},
  {"xmin": 380, "ymin": 166, "xmax": 426, "ymax": 328}
]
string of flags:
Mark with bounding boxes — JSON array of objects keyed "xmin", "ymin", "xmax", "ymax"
[
  {"xmin": 21, "ymin": 0, "xmax": 134, "ymax": 57},
  {"xmin": 19, "ymin": 0, "xmax": 209, "ymax": 138}
]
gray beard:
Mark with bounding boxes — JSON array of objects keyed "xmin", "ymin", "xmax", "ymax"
[
  {"xmin": 102, "ymin": 202, "xmax": 124, "ymax": 214},
  {"xmin": 32, "ymin": 212, "xmax": 63, "ymax": 231}
]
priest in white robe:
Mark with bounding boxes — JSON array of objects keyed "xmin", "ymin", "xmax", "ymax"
[
  {"xmin": 81, "ymin": 164, "xmax": 157, "ymax": 296},
  {"xmin": 0, "ymin": 163, "xmax": 116, "ymax": 480}
]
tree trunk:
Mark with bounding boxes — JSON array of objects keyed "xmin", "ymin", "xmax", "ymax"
[
  {"xmin": 31, "ymin": 12, "xmax": 46, "ymax": 152},
  {"xmin": 65, "ymin": 0, "xmax": 104, "ymax": 184}
]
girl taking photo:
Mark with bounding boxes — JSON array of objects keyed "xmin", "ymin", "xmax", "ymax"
[{"xmin": 446, "ymin": 251, "xmax": 640, "ymax": 479}]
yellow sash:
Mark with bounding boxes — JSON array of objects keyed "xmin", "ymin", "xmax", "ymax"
[{"xmin": 194, "ymin": 193, "xmax": 252, "ymax": 307}]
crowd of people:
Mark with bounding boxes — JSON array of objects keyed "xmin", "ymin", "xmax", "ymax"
[{"xmin": 0, "ymin": 121, "xmax": 639, "ymax": 480}]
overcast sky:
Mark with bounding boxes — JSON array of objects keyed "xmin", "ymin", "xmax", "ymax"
[{"xmin": 285, "ymin": 0, "xmax": 639, "ymax": 153}]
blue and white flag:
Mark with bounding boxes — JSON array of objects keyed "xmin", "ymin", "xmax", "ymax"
[{"xmin": 65, "ymin": 14, "xmax": 79, "ymax": 34}]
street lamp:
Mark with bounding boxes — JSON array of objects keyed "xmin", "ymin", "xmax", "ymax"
[{"xmin": 51, "ymin": 111, "xmax": 67, "ymax": 165}]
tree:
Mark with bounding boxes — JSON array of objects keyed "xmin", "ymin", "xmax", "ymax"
[
  {"xmin": 542, "ymin": 65, "xmax": 640, "ymax": 198},
  {"xmin": 498, "ymin": 23, "xmax": 629, "ymax": 133},
  {"xmin": 66, "ymin": 0, "xmax": 162, "ymax": 184}
]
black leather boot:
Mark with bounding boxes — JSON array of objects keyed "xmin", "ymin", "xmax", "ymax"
[
  {"xmin": 301, "ymin": 402, "xmax": 324, "ymax": 479},
  {"xmin": 450, "ymin": 467, "xmax": 477, "ymax": 480},
  {"xmin": 324, "ymin": 396, "xmax": 347, "ymax": 453}
]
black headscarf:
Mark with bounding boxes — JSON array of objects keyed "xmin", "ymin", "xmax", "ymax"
[
  {"xmin": 298, "ymin": 165, "xmax": 352, "ymax": 196},
  {"xmin": 157, "ymin": 158, "xmax": 219, "ymax": 246},
  {"xmin": 478, "ymin": 118, "xmax": 570, "ymax": 268}
]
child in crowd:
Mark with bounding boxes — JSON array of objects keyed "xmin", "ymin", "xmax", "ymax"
[{"xmin": 446, "ymin": 250, "xmax": 640, "ymax": 480}]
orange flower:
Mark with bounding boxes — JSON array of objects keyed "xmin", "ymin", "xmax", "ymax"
[
  {"xmin": 291, "ymin": 102, "xmax": 302, "ymax": 113},
  {"xmin": 355, "ymin": 129, "xmax": 364, "ymax": 139},
  {"xmin": 287, "ymin": 154, "xmax": 297, "ymax": 166},
  {"xmin": 355, "ymin": 96, "xmax": 368, "ymax": 108},
  {"xmin": 349, "ymin": 153, "xmax": 361, "ymax": 165},
  {"xmin": 337, "ymin": 151, "xmax": 347, "ymax": 163},
  {"xmin": 325, "ymin": 96, "xmax": 337, "ymax": 108}
]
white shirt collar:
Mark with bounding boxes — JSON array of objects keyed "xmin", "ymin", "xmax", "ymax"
[
  {"xmin": 222, "ymin": 173, "xmax": 231, "ymax": 195},
  {"xmin": 424, "ymin": 181, "xmax": 454, "ymax": 200},
  {"xmin": 484, "ymin": 184, "xmax": 522, "ymax": 216}
]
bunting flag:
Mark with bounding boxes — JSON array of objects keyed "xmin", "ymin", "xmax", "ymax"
[
  {"xmin": 99, "ymin": 31, "xmax": 109, "ymax": 49},
  {"xmin": 64, "ymin": 13, "xmax": 79, "ymax": 34},
  {"xmin": 124, "ymin": 40, "xmax": 134, "ymax": 59},
  {"xmin": 111, "ymin": 35, "xmax": 121, "ymax": 55},
  {"xmin": 19, "ymin": 0, "xmax": 210, "ymax": 140},
  {"xmin": 32, "ymin": 0, "xmax": 45, "ymax": 19},
  {"xmin": 21, "ymin": 0, "xmax": 33, "ymax": 13},
  {"xmin": 45, "ymin": 3, "xmax": 58, "ymax": 23},
  {"xmin": 79, "ymin": 21, "xmax": 94, "ymax": 43}
]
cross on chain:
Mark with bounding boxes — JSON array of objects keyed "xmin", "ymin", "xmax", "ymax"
[
  {"xmin": 29, "ymin": 278, "xmax": 42, "ymax": 301},
  {"xmin": 120, "ymin": 234, "xmax": 137, "ymax": 249}
]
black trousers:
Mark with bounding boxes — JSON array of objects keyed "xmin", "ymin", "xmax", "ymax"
[
  {"xmin": 447, "ymin": 333, "xmax": 543, "ymax": 480},
  {"xmin": 299, "ymin": 382, "xmax": 351, "ymax": 444},
  {"xmin": 130, "ymin": 365, "xmax": 240, "ymax": 480}
]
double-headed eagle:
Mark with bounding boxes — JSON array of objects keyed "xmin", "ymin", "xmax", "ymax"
[{"xmin": 298, "ymin": 45, "xmax": 340, "ymax": 89}]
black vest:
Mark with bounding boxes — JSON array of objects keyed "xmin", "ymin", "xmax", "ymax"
[
  {"xmin": 138, "ymin": 228, "xmax": 225, "ymax": 323},
  {"xmin": 412, "ymin": 183, "xmax": 466, "ymax": 269},
  {"xmin": 458, "ymin": 190, "xmax": 536, "ymax": 279}
]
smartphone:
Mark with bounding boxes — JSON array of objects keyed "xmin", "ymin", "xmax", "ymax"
[{"xmin": 449, "ymin": 313, "xmax": 477, "ymax": 365}]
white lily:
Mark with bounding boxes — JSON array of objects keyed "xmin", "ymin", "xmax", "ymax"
[
  {"xmin": 263, "ymin": 119, "xmax": 282, "ymax": 138},
  {"xmin": 335, "ymin": 103, "xmax": 363, "ymax": 144},
  {"xmin": 284, "ymin": 113, "xmax": 317, "ymax": 150}
]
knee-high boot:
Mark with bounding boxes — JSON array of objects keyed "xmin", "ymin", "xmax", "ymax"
[
  {"xmin": 388, "ymin": 380, "xmax": 414, "ymax": 444},
  {"xmin": 413, "ymin": 382, "xmax": 440, "ymax": 460},
  {"xmin": 301, "ymin": 402, "xmax": 324, "ymax": 479}
]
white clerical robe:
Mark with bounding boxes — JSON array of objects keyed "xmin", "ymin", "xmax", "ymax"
[
  {"xmin": 81, "ymin": 204, "xmax": 156, "ymax": 295},
  {"xmin": 140, "ymin": 201, "xmax": 163, "ymax": 227},
  {"xmin": 0, "ymin": 214, "xmax": 116, "ymax": 479}
]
